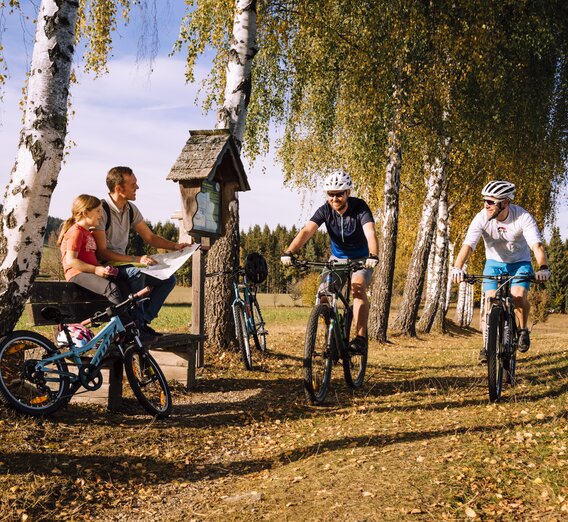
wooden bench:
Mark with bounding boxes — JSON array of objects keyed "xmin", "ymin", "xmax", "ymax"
[{"xmin": 26, "ymin": 280, "xmax": 201, "ymax": 410}]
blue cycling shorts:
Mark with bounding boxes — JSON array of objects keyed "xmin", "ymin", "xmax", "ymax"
[{"xmin": 482, "ymin": 260, "xmax": 534, "ymax": 292}]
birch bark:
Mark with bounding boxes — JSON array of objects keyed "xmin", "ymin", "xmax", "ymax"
[
  {"xmin": 0, "ymin": 0, "xmax": 78, "ymax": 335},
  {"xmin": 368, "ymin": 116, "xmax": 402, "ymax": 343},
  {"xmin": 205, "ymin": 0, "xmax": 257, "ymax": 349},
  {"xmin": 417, "ymin": 182, "xmax": 449, "ymax": 333},
  {"xmin": 392, "ymin": 157, "xmax": 445, "ymax": 336}
]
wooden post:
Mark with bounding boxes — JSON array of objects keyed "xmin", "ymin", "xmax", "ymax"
[
  {"xmin": 107, "ymin": 358, "xmax": 123, "ymax": 411},
  {"xmin": 191, "ymin": 238, "xmax": 208, "ymax": 370}
]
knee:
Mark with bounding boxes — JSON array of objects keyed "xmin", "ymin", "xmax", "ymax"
[
  {"xmin": 512, "ymin": 294, "xmax": 528, "ymax": 308},
  {"xmin": 351, "ymin": 283, "xmax": 367, "ymax": 302},
  {"xmin": 106, "ymin": 282, "xmax": 123, "ymax": 305}
]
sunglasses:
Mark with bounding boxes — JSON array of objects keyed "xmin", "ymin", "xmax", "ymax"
[
  {"xmin": 483, "ymin": 199, "xmax": 500, "ymax": 206},
  {"xmin": 327, "ymin": 191, "xmax": 346, "ymax": 198}
]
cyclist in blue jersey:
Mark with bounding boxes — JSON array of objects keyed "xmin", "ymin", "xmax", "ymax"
[{"xmin": 281, "ymin": 172, "xmax": 379, "ymax": 354}]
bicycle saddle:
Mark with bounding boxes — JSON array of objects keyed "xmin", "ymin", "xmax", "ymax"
[{"xmin": 40, "ymin": 306, "xmax": 70, "ymax": 323}]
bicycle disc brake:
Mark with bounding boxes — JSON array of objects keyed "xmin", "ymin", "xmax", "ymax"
[{"xmin": 79, "ymin": 364, "xmax": 103, "ymax": 391}]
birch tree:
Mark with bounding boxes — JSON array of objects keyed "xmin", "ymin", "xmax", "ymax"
[
  {"xmin": 0, "ymin": 0, "xmax": 78, "ymax": 335},
  {"xmin": 205, "ymin": 0, "xmax": 258, "ymax": 349},
  {"xmin": 417, "ymin": 182, "xmax": 449, "ymax": 333},
  {"xmin": 368, "ymin": 100, "xmax": 402, "ymax": 343}
]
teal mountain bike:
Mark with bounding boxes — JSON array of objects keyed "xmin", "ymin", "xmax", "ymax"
[{"xmin": 207, "ymin": 267, "xmax": 268, "ymax": 371}]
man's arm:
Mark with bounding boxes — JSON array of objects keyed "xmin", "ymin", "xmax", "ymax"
[
  {"xmin": 531, "ymin": 242, "xmax": 548, "ymax": 268},
  {"xmin": 284, "ymin": 222, "xmax": 319, "ymax": 254},
  {"xmin": 135, "ymin": 221, "xmax": 191, "ymax": 251},
  {"xmin": 362, "ymin": 222, "xmax": 378, "ymax": 256},
  {"xmin": 453, "ymin": 244, "xmax": 473, "ymax": 271},
  {"xmin": 92, "ymin": 229, "xmax": 156, "ymax": 266}
]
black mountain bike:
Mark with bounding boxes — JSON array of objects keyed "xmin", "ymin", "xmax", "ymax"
[
  {"xmin": 292, "ymin": 259, "xmax": 367, "ymax": 404},
  {"xmin": 464, "ymin": 274, "xmax": 537, "ymax": 402}
]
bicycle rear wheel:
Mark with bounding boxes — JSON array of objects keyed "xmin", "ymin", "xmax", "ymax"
[
  {"xmin": 0, "ymin": 331, "xmax": 70, "ymax": 416},
  {"xmin": 234, "ymin": 302, "xmax": 253, "ymax": 370},
  {"xmin": 304, "ymin": 304, "xmax": 333, "ymax": 404},
  {"xmin": 124, "ymin": 346, "xmax": 172, "ymax": 418},
  {"xmin": 342, "ymin": 307, "xmax": 367, "ymax": 389},
  {"xmin": 486, "ymin": 306, "xmax": 505, "ymax": 402},
  {"xmin": 250, "ymin": 297, "xmax": 268, "ymax": 353}
]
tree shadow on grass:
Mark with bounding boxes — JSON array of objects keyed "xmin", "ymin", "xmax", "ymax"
[{"xmin": 6, "ymin": 408, "xmax": 565, "ymax": 492}]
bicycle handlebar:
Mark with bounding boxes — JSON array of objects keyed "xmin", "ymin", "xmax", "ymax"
[
  {"xmin": 291, "ymin": 258, "xmax": 365, "ymax": 272},
  {"xmin": 462, "ymin": 274, "xmax": 541, "ymax": 285},
  {"xmin": 81, "ymin": 286, "xmax": 151, "ymax": 326}
]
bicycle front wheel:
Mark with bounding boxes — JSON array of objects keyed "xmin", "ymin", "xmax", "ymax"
[
  {"xmin": 304, "ymin": 304, "xmax": 333, "ymax": 404},
  {"xmin": 250, "ymin": 297, "xmax": 268, "ymax": 353},
  {"xmin": 486, "ymin": 306, "xmax": 505, "ymax": 402},
  {"xmin": 0, "ymin": 331, "xmax": 70, "ymax": 416},
  {"xmin": 124, "ymin": 346, "xmax": 172, "ymax": 418},
  {"xmin": 342, "ymin": 308, "xmax": 367, "ymax": 389},
  {"xmin": 234, "ymin": 302, "xmax": 253, "ymax": 370}
]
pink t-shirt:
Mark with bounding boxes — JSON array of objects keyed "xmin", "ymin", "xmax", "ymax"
[{"xmin": 60, "ymin": 224, "xmax": 99, "ymax": 280}]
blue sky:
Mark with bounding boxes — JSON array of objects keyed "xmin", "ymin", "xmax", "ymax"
[
  {"xmin": 0, "ymin": 2, "xmax": 566, "ymax": 238},
  {"xmin": 0, "ymin": 2, "xmax": 319, "ymax": 230}
]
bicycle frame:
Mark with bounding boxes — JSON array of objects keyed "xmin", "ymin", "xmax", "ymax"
[
  {"xmin": 303, "ymin": 260, "xmax": 358, "ymax": 358},
  {"xmin": 488, "ymin": 275, "xmax": 518, "ymax": 345},
  {"xmin": 34, "ymin": 315, "xmax": 130, "ymax": 384},
  {"xmin": 320, "ymin": 271, "xmax": 353, "ymax": 360}
]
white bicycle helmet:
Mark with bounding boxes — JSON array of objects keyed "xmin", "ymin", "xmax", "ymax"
[
  {"xmin": 323, "ymin": 171, "xmax": 353, "ymax": 192},
  {"xmin": 56, "ymin": 324, "xmax": 95, "ymax": 348},
  {"xmin": 481, "ymin": 180, "xmax": 516, "ymax": 201}
]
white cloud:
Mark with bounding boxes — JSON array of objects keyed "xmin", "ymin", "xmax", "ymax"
[{"xmin": 1, "ymin": 54, "xmax": 316, "ymax": 229}]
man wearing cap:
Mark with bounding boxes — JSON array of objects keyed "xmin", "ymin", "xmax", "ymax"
[{"xmin": 451, "ymin": 180, "xmax": 550, "ymax": 362}]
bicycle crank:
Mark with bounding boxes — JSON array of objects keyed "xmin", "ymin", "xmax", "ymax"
[{"xmin": 79, "ymin": 364, "xmax": 103, "ymax": 391}]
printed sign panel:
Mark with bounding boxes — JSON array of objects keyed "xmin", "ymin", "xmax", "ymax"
[{"xmin": 192, "ymin": 180, "xmax": 221, "ymax": 235}]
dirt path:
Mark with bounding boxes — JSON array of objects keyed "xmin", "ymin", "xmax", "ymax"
[{"xmin": 1, "ymin": 315, "xmax": 566, "ymax": 521}]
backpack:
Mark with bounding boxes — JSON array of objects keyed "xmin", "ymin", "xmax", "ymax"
[{"xmin": 101, "ymin": 199, "xmax": 134, "ymax": 232}]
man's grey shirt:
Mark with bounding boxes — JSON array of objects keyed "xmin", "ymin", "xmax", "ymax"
[{"xmin": 95, "ymin": 197, "xmax": 144, "ymax": 256}]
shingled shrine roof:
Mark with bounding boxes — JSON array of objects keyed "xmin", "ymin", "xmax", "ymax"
[{"xmin": 166, "ymin": 129, "xmax": 250, "ymax": 191}]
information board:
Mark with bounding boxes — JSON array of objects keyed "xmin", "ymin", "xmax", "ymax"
[{"xmin": 192, "ymin": 180, "xmax": 221, "ymax": 235}]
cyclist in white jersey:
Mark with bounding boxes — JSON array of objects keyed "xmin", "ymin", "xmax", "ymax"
[{"xmin": 451, "ymin": 181, "xmax": 550, "ymax": 362}]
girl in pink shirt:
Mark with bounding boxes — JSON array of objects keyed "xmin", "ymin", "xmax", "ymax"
[{"xmin": 58, "ymin": 195, "xmax": 127, "ymax": 308}]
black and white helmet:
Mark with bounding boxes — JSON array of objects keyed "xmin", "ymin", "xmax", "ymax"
[
  {"xmin": 481, "ymin": 180, "xmax": 516, "ymax": 201},
  {"xmin": 323, "ymin": 171, "xmax": 353, "ymax": 192}
]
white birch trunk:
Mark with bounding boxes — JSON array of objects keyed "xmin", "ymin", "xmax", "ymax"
[
  {"xmin": 368, "ymin": 118, "xmax": 402, "ymax": 343},
  {"xmin": 445, "ymin": 240, "xmax": 455, "ymax": 313},
  {"xmin": 216, "ymin": 0, "xmax": 258, "ymax": 146},
  {"xmin": 206, "ymin": 0, "xmax": 257, "ymax": 349},
  {"xmin": 0, "ymin": 0, "xmax": 78, "ymax": 334},
  {"xmin": 465, "ymin": 280, "xmax": 474, "ymax": 326},
  {"xmin": 455, "ymin": 262, "xmax": 473, "ymax": 327},
  {"xmin": 392, "ymin": 159, "xmax": 444, "ymax": 336},
  {"xmin": 418, "ymin": 183, "xmax": 450, "ymax": 333}
]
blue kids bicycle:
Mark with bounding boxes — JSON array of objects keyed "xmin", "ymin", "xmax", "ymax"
[{"xmin": 0, "ymin": 287, "xmax": 172, "ymax": 418}]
